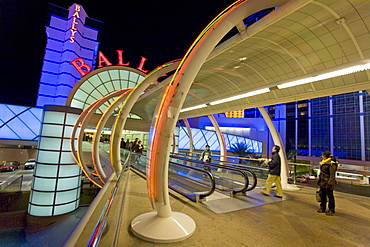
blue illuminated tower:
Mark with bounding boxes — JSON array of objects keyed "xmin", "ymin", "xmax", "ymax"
[{"xmin": 36, "ymin": 3, "xmax": 102, "ymax": 107}]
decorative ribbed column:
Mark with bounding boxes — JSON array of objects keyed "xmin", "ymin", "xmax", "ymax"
[{"xmin": 28, "ymin": 105, "xmax": 82, "ymax": 216}]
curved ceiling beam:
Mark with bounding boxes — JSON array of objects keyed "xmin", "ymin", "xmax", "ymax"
[
  {"xmin": 92, "ymin": 89, "xmax": 132, "ymax": 178},
  {"xmin": 147, "ymin": 0, "xmax": 289, "ymax": 215},
  {"xmin": 110, "ymin": 60, "xmax": 182, "ymax": 173},
  {"xmin": 71, "ymin": 89, "xmax": 131, "ymax": 187},
  {"xmin": 66, "ymin": 66, "xmax": 147, "ymax": 108},
  {"xmin": 71, "ymin": 100, "xmax": 104, "ymax": 187}
]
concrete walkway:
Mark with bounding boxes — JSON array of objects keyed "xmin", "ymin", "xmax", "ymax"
[{"xmin": 116, "ymin": 170, "xmax": 370, "ymax": 247}]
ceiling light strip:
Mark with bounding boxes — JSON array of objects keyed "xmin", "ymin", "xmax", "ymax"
[
  {"xmin": 277, "ymin": 62, "xmax": 370, "ymax": 89},
  {"xmin": 209, "ymin": 88, "xmax": 270, "ymax": 105},
  {"xmin": 180, "ymin": 104, "xmax": 208, "ymax": 112}
]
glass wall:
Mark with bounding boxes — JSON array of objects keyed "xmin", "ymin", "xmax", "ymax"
[
  {"xmin": 297, "ymin": 100, "xmax": 309, "ymax": 155},
  {"xmin": 364, "ymin": 91, "xmax": 370, "ymax": 161},
  {"xmin": 285, "ymin": 102, "xmax": 295, "ymax": 151},
  {"xmin": 178, "ymin": 126, "xmax": 262, "ymax": 153},
  {"xmin": 311, "ymin": 97, "xmax": 330, "ymax": 156},
  {"xmin": 333, "ymin": 92, "xmax": 361, "ymax": 160}
]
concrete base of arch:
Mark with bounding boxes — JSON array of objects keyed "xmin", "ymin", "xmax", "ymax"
[
  {"xmin": 131, "ymin": 211, "xmax": 196, "ymax": 243},
  {"xmin": 283, "ymin": 184, "xmax": 301, "ymax": 191}
]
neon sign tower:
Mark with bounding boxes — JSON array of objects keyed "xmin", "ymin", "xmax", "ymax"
[{"xmin": 36, "ymin": 3, "xmax": 102, "ymax": 107}]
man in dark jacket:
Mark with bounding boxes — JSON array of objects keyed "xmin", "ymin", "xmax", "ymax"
[{"xmin": 261, "ymin": 145, "xmax": 283, "ymax": 198}]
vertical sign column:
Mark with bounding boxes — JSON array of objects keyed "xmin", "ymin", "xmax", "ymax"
[{"xmin": 28, "ymin": 105, "xmax": 82, "ymax": 216}]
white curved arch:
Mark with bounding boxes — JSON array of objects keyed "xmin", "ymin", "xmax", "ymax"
[
  {"xmin": 208, "ymin": 115, "xmax": 227, "ymax": 162},
  {"xmin": 71, "ymin": 89, "xmax": 131, "ymax": 187},
  {"xmin": 132, "ymin": 1, "xmax": 291, "ymax": 242},
  {"xmin": 110, "ymin": 60, "xmax": 181, "ymax": 172},
  {"xmin": 148, "ymin": 0, "xmax": 289, "ymax": 212},
  {"xmin": 92, "ymin": 89, "xmax": 133, "ymax": 177}
]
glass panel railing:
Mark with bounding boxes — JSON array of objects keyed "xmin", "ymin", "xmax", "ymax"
[
  {"xmin": 171, "ymin": 153, "xmax": 259, "ymax": 192},
  {"xmin": 127, "ymin": 150, "xmax": 216, "ymax": 202},
  {"xmin": 87, "ymin": 149, "xmax": 130, "ymax": 247},
  {"xmin": 169, "ymin": 155, "xmax": 250, "ymax": 196}
]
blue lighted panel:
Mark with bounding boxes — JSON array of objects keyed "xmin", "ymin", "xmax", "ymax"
[
  {"xmin": 36, "ymin": 4, "xmax": 101, "ymax": 107},
  {"xmin": 179, "ymin": 126, "xmax": 262, "ymax": 153},
  {"xmin": 0, "ymin": 104, "xmax": 43, "ymax": 141}
]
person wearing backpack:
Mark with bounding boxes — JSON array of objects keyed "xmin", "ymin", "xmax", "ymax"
[{"xmin": 317, "ymin": 151, "xmax": 338, "ymax": 216}]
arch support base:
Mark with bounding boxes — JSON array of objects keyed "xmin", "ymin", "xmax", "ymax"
[
  {"xmin": 131, "ymin": 211, "xmax": 196, "ymax": 243},
  {"xmin": 283, "ymin": 184, "xmax": 300, "ymax": 191}
]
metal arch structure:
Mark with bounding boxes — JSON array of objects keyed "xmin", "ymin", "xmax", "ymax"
[
  {"xmin": 70, "ymin": 89, "xmax": 132, "ymax": 187},
  {"xmin": 110, "ymin": 60, "xmax": 181, "ymax": 175},
  {"xmin": 130, "ymin": 0, "xmax": 370, "ymax": 122},
  {"xmin": 131, "ymin": 0, "xmax": 291, "ymax": 243},
  {"xmin": 183, "ymin": 119, "xmax": 193, "ymax": 153},
  {"xmin": 66, "ymin": 66, "xmax": 146, "ymax": 111},
  {"xmin": 208, "ymin": 114, "xmax": 227, "ymax": 162},
  {"xmin": 92, "ymin": 90, "xmax": 132, "ymax": 178},
  {"xmin": 68, "ymin": 66, "xmax": 147, "ymax": 187},
  {"xmin": 68, "ymin": 59, "xmax": 180, "ymax": 188}
]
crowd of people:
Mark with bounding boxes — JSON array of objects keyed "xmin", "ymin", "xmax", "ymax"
[{"xmin": 120, "ymin": 138, "xmax": 144, "ymax": 154}]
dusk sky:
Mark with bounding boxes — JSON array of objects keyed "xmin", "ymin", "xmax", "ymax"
[{"xmin": 0, "ymin": 0, "xmax": 236, "ymax": 107}]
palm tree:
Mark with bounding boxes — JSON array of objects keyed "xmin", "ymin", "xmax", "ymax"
[
  {"xmin": 287, "ymin": 149, "xmax": 299, "ymax": 163},
  {"xmin": 229, "ymin": 142, "xmax": 254, "ymax": 164}
]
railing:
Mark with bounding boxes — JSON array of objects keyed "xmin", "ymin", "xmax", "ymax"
[
  {"xmin": 169, "ymin": 155, "xmax": 252, "ymax": 196},
  {"xmin": 129, "ymin": 151, "xmax": 216, "ymax": 202},
  {"xmin": 171, "ymin": 153, "xmax": 259, "ymax": 191},
  {"xmin": 86, "ymin": 152, "xmax": 131, "ymax": 247},
  {"xmin": 0, "ymin": 175, "xmax": 24, "ymax": 213}
]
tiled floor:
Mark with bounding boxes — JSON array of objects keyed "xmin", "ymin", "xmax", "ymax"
[{"xmin": 118, "ymin": 170, "xmax": 370, "ymax": 247}]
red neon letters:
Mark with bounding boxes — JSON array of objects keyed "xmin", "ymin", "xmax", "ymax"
[
  {"xmin": 70, "ymin": 58, "xmax": 91, "ymax": 76},
  {"xmin": 70, "ymin": 5, "xmax": 81, "ymax": 43},
  {"xmin": 70, "ymin": 50, "xmax": 149, "ymax": 76}
]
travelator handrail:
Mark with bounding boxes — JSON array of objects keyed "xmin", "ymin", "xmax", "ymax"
[
  {"xmin": 130, "ymin": 151, "xmax": 251, "ymax": 198},
  {"xmin": 86, "ymin": 153, "xmax": 131, "ymax": 247},
  {"xmin": 179, "ymin": 150, "xmax": 266, "ymax": 163},
  {"xmin": 171, "ymin": 153, "xmax": 258, "ymax": 191},
  {"xmin": 169, "ymin": 161, "xmax": 215, "ymax": 200},
  {"xmin": 129, "ymin": 154, "xmax": 216, "ymax": 202},
  {"xmin": 216, "ymin": 160, "xmax": 258, "ymax": 191},
  {"xmin": 169, "ymin": 155, "xmax": 251, "ymax": 195}
]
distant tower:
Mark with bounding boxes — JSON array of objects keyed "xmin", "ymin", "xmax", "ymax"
[{"xmin": 36, "ymin": 3, "xmax": 102, "ymax": 107}]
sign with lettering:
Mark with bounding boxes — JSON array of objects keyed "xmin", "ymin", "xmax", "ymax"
[
  {"xmin": 70, "ymin": 50, "xmax": 149, "ymax": 76},
  {"xmin": 70, "ymin": 5, "xmax": 81, "ymax": 43}
]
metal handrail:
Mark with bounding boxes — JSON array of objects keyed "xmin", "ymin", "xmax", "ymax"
[
  {"xmin": 171, "ymin": 153, "xmax": 258, "ymax": 192},
  {"xmin": 129, "ymin": 155, "xmax": 216, "ymax": 201},
  {"xmin": 168, "ymin": 161, "xmax": 215, "ymax": 199},
  {"xmin": 177, "ymin": 151, "xmax": 266, "ymax": 163},
  {"xmin": 87, "ymin": 155, "xmax": 130, "ymax": 247},
  {"xmin": 188, "ymin": 159, "xmax": 250, "ymax": 195},
  {"xmin": 215, "ymin": 161, "xmax": 259, "ymax": 191}
]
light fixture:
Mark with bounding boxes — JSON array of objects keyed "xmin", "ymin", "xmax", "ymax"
[
  {"xmin": 180, "ymin": 104, "xmax": 207, "ymax": 112},
  {"xmin": 209, "ymin": 88, "xmax": 270, "ymax": 105},
  {"xmin": 277, "ymin": 62, "xmax": 370, "ymax": 89},
  {"xmin": 233, "ymin": 65, "xmax": 241, "ymax": 69},
  {"xmin": 239, "ymin": 57, "xmax": 247, "ymax": 61}
]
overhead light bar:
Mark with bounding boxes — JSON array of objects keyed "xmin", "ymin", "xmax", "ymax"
[
  {"xmin": 209, "ymin": 88, "xmax": 270, "ymax": 105},
  {"xmin": 277, "ymin": 62, "xmax": 370, "ymax": 89},
  {"xmin": 180, "ymin": 104, "xmax": 207, "ymax": 112}
]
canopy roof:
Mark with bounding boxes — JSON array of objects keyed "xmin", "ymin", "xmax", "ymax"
[{"xmin": 132, "ymin": 0, "xmax": 370, "ymax": 122}]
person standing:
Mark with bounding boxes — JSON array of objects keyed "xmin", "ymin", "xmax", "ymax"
[
  {"xmin": 200, "ymin": 145, "xmax": 212, "ymax": 163},
  {"xmin": 125, "ymin": 139, "xmax": 130, "ymax": 149},
  {"xmin": 261, "ymin": 145, "xmax": 283, "ymax": 198},
  {"xmin": 317, "ymin": 151, "xmax": 338, "ymax": 216},
  {"xmin": 200, "ymin": 145, "xmax": 212, "ymax": 172},
  {"xmin": 131, "ymin": 138, "xmax": 139, "ymax": 151},
  {"xmin": 120, "ymin": 138, "xmax": 126, "ymax": 149},
  {"xmin": 134, "ymin": 140, "xmax": 144, "ymax": 154}
]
